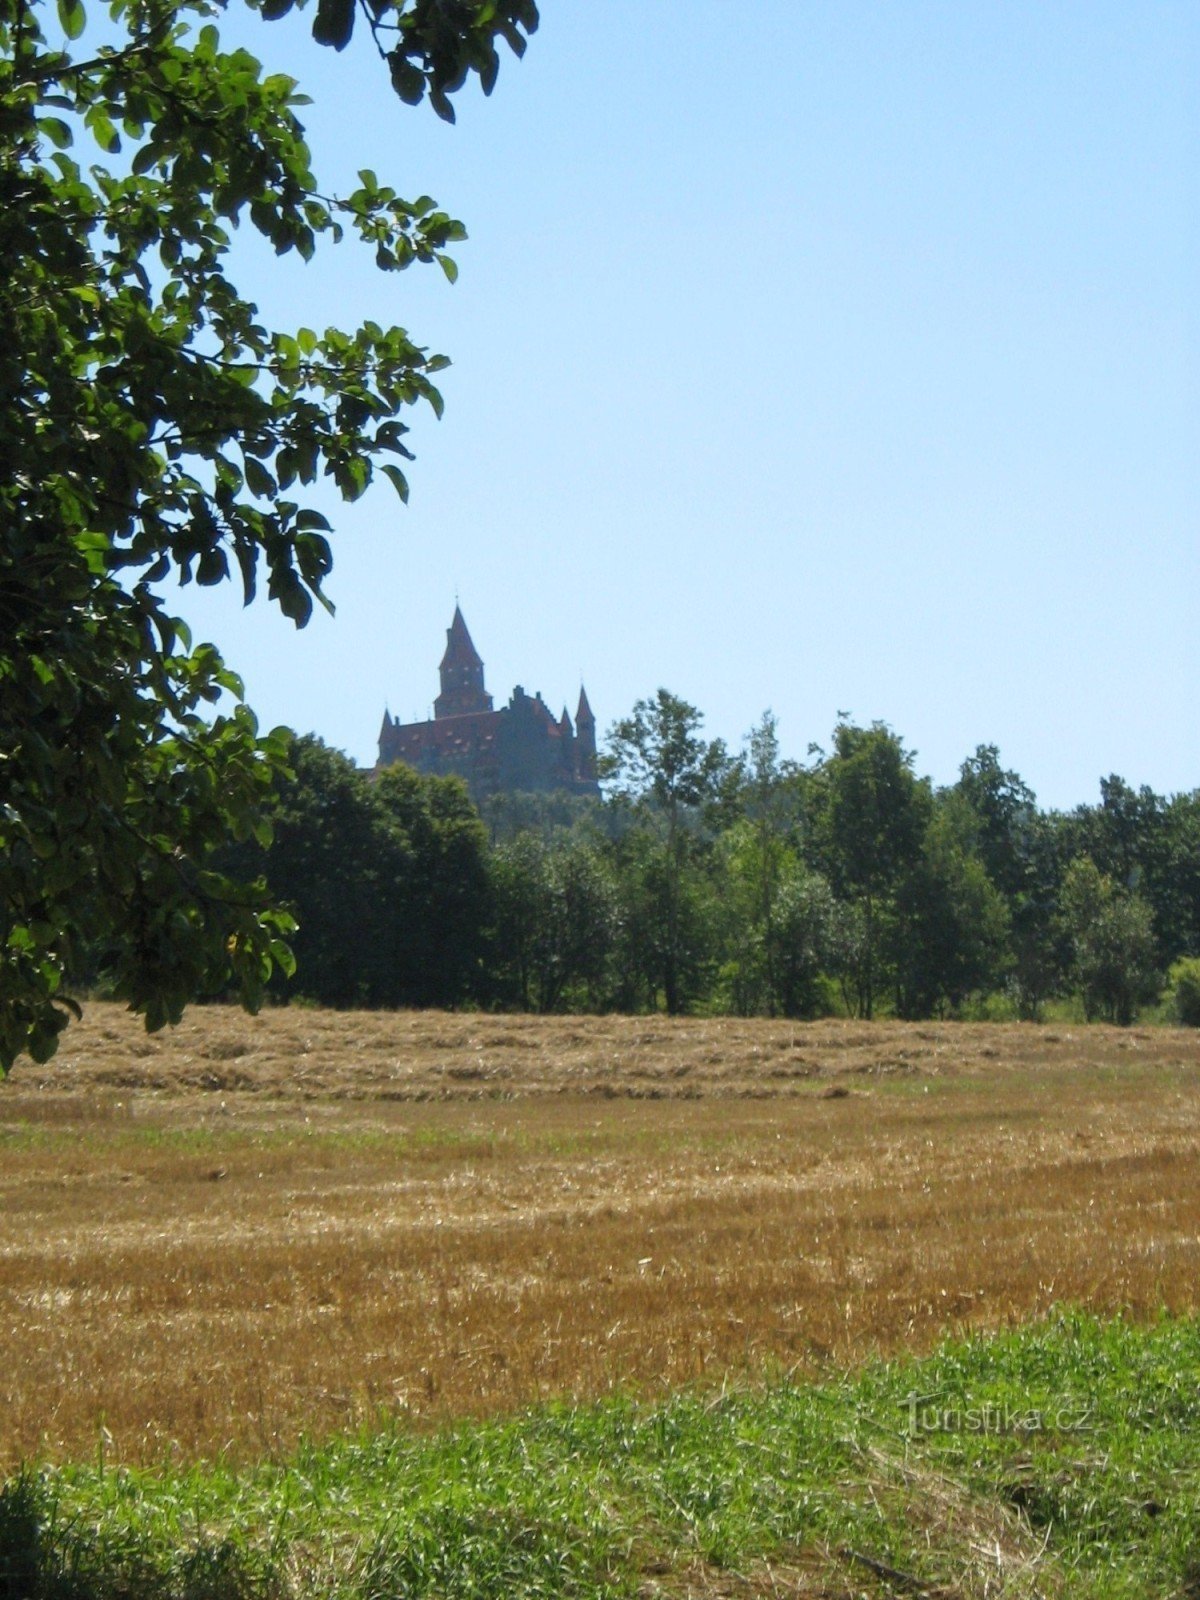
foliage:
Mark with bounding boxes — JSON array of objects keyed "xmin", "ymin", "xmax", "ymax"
[
  {"xmin": 890, "ymin": 803, "xmax": 1011, "ymax": 1019},
  {"xmin": 810, "ymin": 721, "xmax": 931, "ymax": 1017},
  {"xmin": 488, "ymin": 831, "xmax": 614, "ymax": 1011},
  {"xmin": 0, "ymin": 0, "xmax": 535, "ymax": 1069},
  {"xmin": 955, "ymin": 744, "xmax": 1039, "ymax": 902},
  {"xmin": 249, "ymin": 714, "xmax": 1198, "ymax": 1024},
  {"xmin": 255, "ymin": 0, "xmax": 540, "ymax": 124},
  {"xmin": 375, "ymin": 761, "xmax": 490, "ymax": 1005},
  {"xmin": 1169, "ymin": 956, "xmax": 1200, "ymax": 1028},
  {"xmin": 603, "ymin": 691, "xmax": 729, "ymax": 1015},
  {"xmin": 715, "ymin": 711, "xmax": 812, "ymax": 1016},
  {"xmin": 1060, "ymin": 856, "xmax": 1162, "ymax": 1025},
  {"xmin": 227, "ymin": 736, "xmax": 489, "ymax": 1007},
  {"xmin": 765, "ymin": 863, "xmax": 839, "ymax": 1019},
  {"xmin": 603, "ymin": 690, "xmax": 730, "ymax": 820}
]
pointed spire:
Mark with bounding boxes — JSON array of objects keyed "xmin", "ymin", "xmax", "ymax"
[
  {"xmin": 559, "ymin": 706, "xmax": 573, "ymax": 735},
  {"xmin": 576, "ymin": 684, "xmax": 594, "ymax": 726},
  {"xmin": 439, "ymin": 604, "xmax": 483, "ymax": 672},
  {"xmin": 435, "ymin": 604, "xmax": 492, "ymax": 719}
]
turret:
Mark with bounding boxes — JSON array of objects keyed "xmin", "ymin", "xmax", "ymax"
[
  {"xmin": 434, "ymin": 605, "xmax": 493, "ymax": 718},
  {"xmin": 377, "ymin": 709, "xmax": 395, "ymax": 768},
  {"xmin": 575, "ymin": 684, "xmax": 596, "ymax": 781}
]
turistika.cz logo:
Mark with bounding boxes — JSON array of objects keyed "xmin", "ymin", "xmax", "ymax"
[{"xmin": 900, "ymin": 1392, "xmax": 1095, "ymax": 1437}]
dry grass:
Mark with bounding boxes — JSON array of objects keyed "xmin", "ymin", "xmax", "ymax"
[{"xmin": 2, "ymin": 1003, "xmax": 1198, "ymax": 1468}]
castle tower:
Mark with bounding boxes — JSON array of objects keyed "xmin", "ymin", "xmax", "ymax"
[
  {"xmin": 575, "ymin": 684, "xmax": 597, "ymax": 781},
  {"xmin": 434, "ymin": 605, "xmax": 493, "ymax": 719}
]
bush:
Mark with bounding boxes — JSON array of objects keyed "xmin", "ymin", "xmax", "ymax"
[{"xmin": 1170, "ymin": 957, "xmax": 1200, "ymax": 1027}]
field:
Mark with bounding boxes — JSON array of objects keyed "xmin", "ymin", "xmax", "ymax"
[{"xmin": 3, "ymin": 1004, "xmax": 1198, "ymax": 1473}]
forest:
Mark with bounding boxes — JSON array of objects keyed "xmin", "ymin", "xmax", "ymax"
[{"xmin": 204, "ymin": 692, "xmax": 1200, "ymax": 1025}]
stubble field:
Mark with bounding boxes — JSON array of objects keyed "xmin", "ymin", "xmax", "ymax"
[{"xmin": 2, "ymin": 1004, "xmax": 1198, "ymax": 1469}]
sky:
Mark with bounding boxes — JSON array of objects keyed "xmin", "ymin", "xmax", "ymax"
[{"xmin": 168, "ymin": 1, "xmax": 1198, "ymax": 811}]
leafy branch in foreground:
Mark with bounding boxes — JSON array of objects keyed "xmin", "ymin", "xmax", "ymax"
[{"xmin": 0, "ymin": 0, "xmax": 537, "ymax": 1068}]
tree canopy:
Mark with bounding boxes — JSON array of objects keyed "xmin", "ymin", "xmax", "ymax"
[
  {"xmin": 203, "ymin": 698, "xmax": 1199, "ymax": 1025},
  {"xmin": 0, "ymin": 0, "xmax": 537, "ymax": 1068}
]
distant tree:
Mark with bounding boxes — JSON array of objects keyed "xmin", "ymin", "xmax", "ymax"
[
  {"xmin": 603, "ymin": 691, "xmax": 729, "ymax": 1014},
  {"xmin": 374, "ymin": 764, "xmax": 490, "ymax": 1007},
  {"xmin": 547, "ymin": 838, "xmax": 617, "ymax": 1009},
  {"xmin": 812, "ymin": 722, "xmax": 931, "ymax": 1018},
  {"xmin": 1056, "ymin": 778, "xmax": 1200, "ymax": 974},
  {"xmin": 955, "ymin": 746, "xmax": 1038, "ymax": 902},
  {"xmin": 235, "ymin": 737, "xmax": 398, "ymax": 1007},
  {"xmin": 889, "ymin": 804, "xmax": 1010, "ymax": 1019},
  {"xmin": 230, "ymin": 743, "xmax": 488, "ymax": 1008},
  {"xmin": 488, "ymin": 833, "xmax": 614, "ymax": 1011},
  {"xmin": 731, "ymin": 711, "xmax": 808, "ymax": 1013},
  {"xmin": 715, "ymin": 739, "xmax": 833, "ymax": 1021},
  {"xmin": 1169, "ymin": 957, "xmax": 1200, "ymax": 1028},
  {"xmin": 1005, "ymin": 811, "xmax": 1073, "ymax": 1019},
  {"xmin": 1088, "ymin": 776, "xmax": 1160, "ymax": 889},
  {"xmin": 476, "ymin": 789, "xmax": 609, "ymax": 847},
  {"xmin": 768, "ymin": 865, "xmax": 839, "ymax": 1019},
  {"xmin": 1154, "ymin": 793, "xmax": 1200, "ymax": 963},
  {"xmin": 605, "ymin": 822, "xmax": 719, "ymax": 1016},
  {"xmin": 1060, "ymin": 857, "xmax": 1162, "ymax": 1025},
  {"xmin": 488, "ymin": 834, "xmax": 545, "ymax": 1010}
]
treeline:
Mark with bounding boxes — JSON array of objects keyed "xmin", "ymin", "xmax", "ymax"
[{"xmin": 226, "ymin": 693, "xmax": 1200, "ymax": 1024}]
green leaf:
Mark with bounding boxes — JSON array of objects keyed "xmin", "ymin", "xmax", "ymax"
[
  {"xmin": 429, "ymin": 85, "xmax": 457, "ymax": 124},
  {"xmin": 381, "ymin": 463, "xmax": 409, "ymax": 503},
  {"xmin": 38, "ymin": 117, "xmax": 74, "ymax": 149},
  {"xmin": 312, "ymin": 0, "xmax": 354, "ymax": 51},
  {"xmin": 388, "ymin": 54, "xmax": 425, "ymax": 106},
  {"xmin": 244, "ymin": 457, "xmax": 277, "ymax": 498},
  {"xmin": 437, "ymin": 253, "xmax": 459, "ymax": 284},
  {"xmin": 269, "ymin": 939, "xmax": 297, "ymax": 978},
  {"xmin": 86, "ymin": 109, "xmax": 121, "ymax": 154},
  {"xmin": 57, "ymin": 0, "xmax": 86, "ymax": 39}
]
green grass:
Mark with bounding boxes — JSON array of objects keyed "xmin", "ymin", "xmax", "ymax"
[{"xmin": 3, "ymin": 1311, "xmax": 1198, "ymax": 1598}]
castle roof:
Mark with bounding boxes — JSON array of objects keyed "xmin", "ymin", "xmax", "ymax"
[
  {"xmin": 439, "ymin": 605, "xmax": 483, "ymax": 673},
  {"xmin": 576, "ymin": 684, "xmax": 594, "ymax": 725}
]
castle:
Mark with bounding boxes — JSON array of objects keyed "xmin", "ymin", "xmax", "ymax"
[{"xmin": 376, "ymin": 607, "xmax": 600, "ymax": 801}]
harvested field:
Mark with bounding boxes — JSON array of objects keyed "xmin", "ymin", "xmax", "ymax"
[{"xmin": 2, "ymin": 1003, "xmax": 1198, "ymax": 1467}]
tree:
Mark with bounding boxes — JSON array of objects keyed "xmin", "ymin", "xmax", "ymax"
[
  {"xmin": 374, "ymin": 762, "xmax": 490, "ymax": 1007},
  {"xmin": 488, "ymin": 832, "xmax": 614, "ymax": 1012},
  {"xmin": 603, "ymin": 691, "xmax": 729, "ymax": 1014},
  {"xmin": 954, "ymin": 745, "xmax": 1038, "ymax": 903},
  {"xmin": 1060, "ymin": 857, "xmax": 1162, "ymax": 1025},
  {"xmin": 228, "ymin": 742, "xmax": 490, "ymax": 1007},
  {"xmin": 812, "ymin": 722, "xmax": 930, "ymax": 1018},
  {"xmin": 243, "ymin": 736, "xmax": 401, "ymax": 1007},
  {"xmin": 1153, "ymin": 792, "xmax": 1200, "ymax": 964},
  {"xmin": 0, "ymin": 0, "xmax": 537, "ymax": 1068},
  {"xmin": 724, "ymin": 711, "xmax": 809, "ymax": 1015},
  {"xmin": 1169, "ymin": 956, "xmax": 1200, "ymax": 1028},
  {"xmin": 765, "ymin": 863, "xmax": 838, "ymax": 1019},
  {"xmin": 889, "ymin": 803, "xmax": 1010, "ymax": 1019}
]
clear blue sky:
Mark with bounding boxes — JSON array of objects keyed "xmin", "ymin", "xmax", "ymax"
[{"xmin": 171, "ymin": 1, "xmax": 1198, "ymax": 810}]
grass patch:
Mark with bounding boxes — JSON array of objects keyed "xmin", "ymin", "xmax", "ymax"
[{"xmin": 3, "ymin": 1311, "xmax": 1197, "ymax": 1599}]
